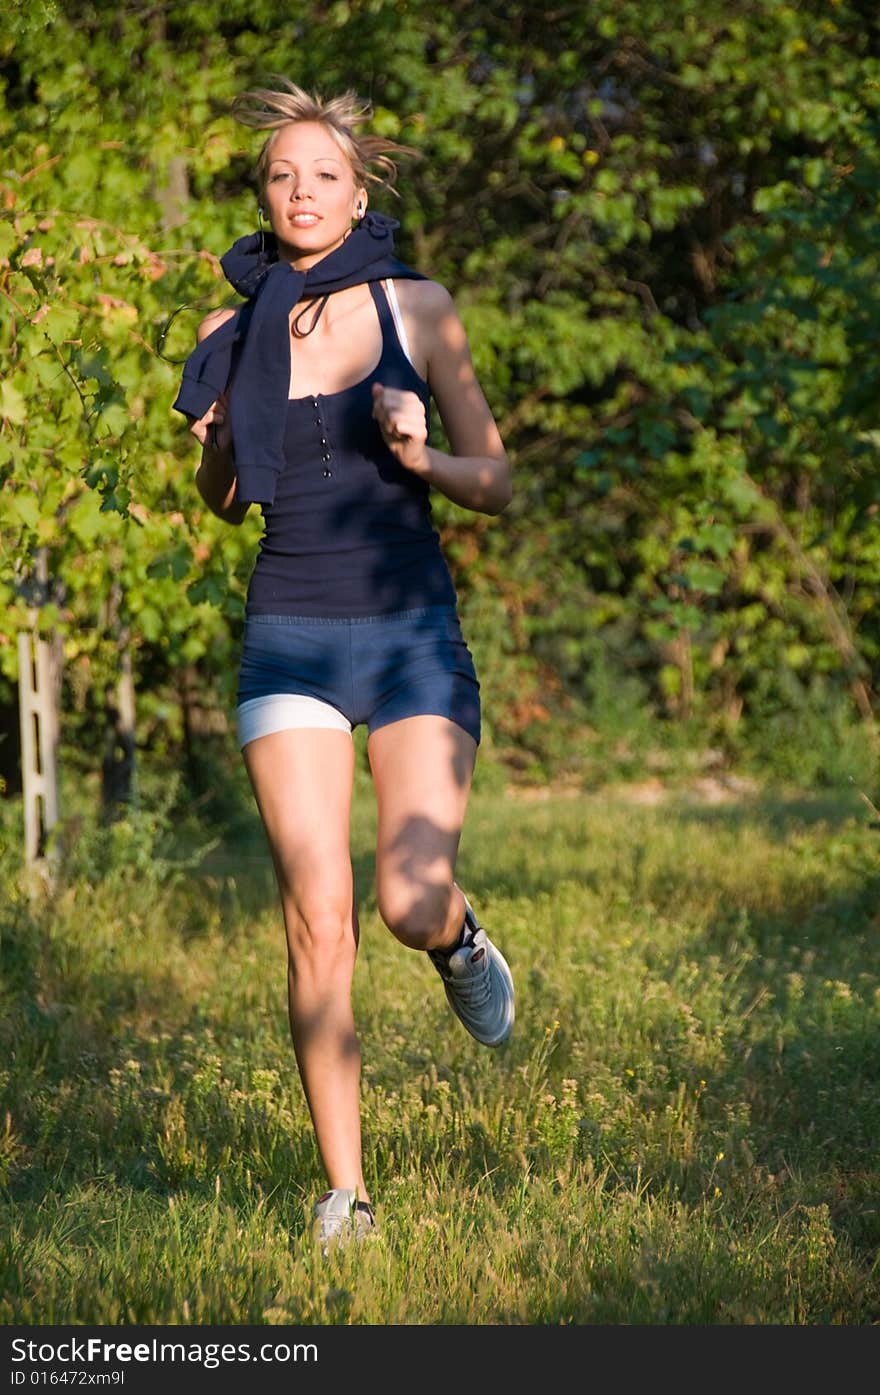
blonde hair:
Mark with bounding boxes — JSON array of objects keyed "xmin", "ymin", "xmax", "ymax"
[{"xmin": 231, "ymin": 78, "xmax": 418, "ymax": 198}]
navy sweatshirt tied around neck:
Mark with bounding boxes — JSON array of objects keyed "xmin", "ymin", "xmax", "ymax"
[{"xmin": 172, "ymin": 211, "xmax": 427, "ymax": 505}]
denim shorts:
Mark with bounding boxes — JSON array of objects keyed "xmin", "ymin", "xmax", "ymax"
[{"xmin": 236, "ymin": 605, "xmax": 481, "ymax": 748}]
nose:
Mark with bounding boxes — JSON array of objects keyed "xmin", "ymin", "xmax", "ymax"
[{"xmin": 291, "ymin": 181, "xmax": 315, "ymax": 202}]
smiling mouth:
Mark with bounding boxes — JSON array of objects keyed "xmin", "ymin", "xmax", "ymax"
[{"xmin": 289, "ymin": 214, "xmax": 321, "ymax": 226}]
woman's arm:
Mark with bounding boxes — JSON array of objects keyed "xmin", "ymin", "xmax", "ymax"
[
  {"xmin": 187, "ymin": 309, "xmax": 251, "ymax": 526},
  {"xmin": 372, "ymin": 281, "xmax": 512, "ymax": 516}
]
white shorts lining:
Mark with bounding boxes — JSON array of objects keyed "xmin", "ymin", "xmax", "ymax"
[{"xmin": 237, "ymin": 693, "xmax": 352, "ymax": 748}]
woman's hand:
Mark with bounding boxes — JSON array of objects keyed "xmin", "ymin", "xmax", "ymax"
[
  {"xmin": 371, "ymin": 382, "xmax": 429, "ymax": 474},
  {"xmin": 188, "ymin": 391, "xmax": 232, "ymax": 454}
]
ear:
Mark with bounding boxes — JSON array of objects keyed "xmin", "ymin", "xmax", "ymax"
[{"xmin": 355, "ymin": 188, "xmax": 368, "ymax": 219}]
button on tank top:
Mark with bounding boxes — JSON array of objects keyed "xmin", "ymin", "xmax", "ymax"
[{"xmin": 245, "ymin": 280, "xmax": 458, "ymax": 618}]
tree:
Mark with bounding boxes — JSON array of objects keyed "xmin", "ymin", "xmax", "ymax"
[{"xmin": 2, "ymin": 0, "xmax": 878, "ymax": 809}]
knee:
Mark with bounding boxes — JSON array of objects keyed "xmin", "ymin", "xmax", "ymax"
[
  {"xmin": 378, "ymin": 880, "xmax": 454, "ymax": 952},
  {"xmin": 284, "ymin": 899, "xmax": 356, "ymax": 976}
]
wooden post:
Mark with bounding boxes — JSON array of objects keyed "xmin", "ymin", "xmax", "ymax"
[
  {"xmin": 17, "ymin": 551, "xmax": 61, "ymax": 868},
  {"xmin": 101, "ymin": 584, "xmax": 137, "ymax": 816}
]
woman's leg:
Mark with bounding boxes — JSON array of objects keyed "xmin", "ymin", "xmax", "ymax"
[
  {"xmin": 369, "ymin": 714, "xmax": 515, "ymax": 1047},
  {"xmin": 368, "ymin": 714, "xmax": 477, "ymax": 953},
  {"xmin": 242, "ymin": 727, "xmax": 369, "ymax": 1202}
]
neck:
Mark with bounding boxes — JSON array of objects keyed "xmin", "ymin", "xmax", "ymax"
[{"xmin": 278, "ymin": 227, "xmax": 355, "ymax": 272}]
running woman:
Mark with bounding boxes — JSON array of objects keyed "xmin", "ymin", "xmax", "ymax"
[{"xmin": 175, "ymin": 80, "xmax": 515, "ymax": 1252}]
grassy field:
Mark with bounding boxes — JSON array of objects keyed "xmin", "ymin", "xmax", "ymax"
[{"xmin": 1, "ymin": 752, "xmax": 879, "ymax": 1325}]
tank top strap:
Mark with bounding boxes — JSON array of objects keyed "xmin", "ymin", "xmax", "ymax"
[
  {"xmin": 367, "ymin": 279, "xmax": 424, "ymax": 392},
  {"xmin": 369, "ymin": 279, "xmax": 409, "ymax": 365},
  {"xmin": 367, "ymin": 278, "xmax": 394, "ymax": 334}
]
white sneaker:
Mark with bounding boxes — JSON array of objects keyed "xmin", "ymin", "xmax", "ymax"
[
  {"xmin": 428, "ymin": 895, "xmax": 514, "ymax": 1047},
  {"xmin": 311, "ymin": 1188, "xmax": 375, "ymax": 1255}
]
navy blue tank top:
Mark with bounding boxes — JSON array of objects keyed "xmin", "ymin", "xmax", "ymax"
[{"xmin": 245, "ymin": 280, "xmax": 458, "ymax": 617}]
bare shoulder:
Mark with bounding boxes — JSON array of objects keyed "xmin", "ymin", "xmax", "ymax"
[
  {"xmin": 393, "ymin": 280, "xmax": 470, "ymax": 374},
  {"xmin": 393, "ymin": 278, "xmax": 458, "ymax": 326},
  {"xmin": 197, "ymin": 306, "xmax": 237, "ymax": 344}
]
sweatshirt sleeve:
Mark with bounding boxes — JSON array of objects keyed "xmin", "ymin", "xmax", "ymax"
[{"xmin": 171, "ymin": 314, "xmax": 239, "ymax": 421}]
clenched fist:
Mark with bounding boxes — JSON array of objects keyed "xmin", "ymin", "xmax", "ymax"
[
  {"xmin": 188, "ymin": 391, "xmax": 232, "ymax": 454},
  {"xmin": 371, "ymin": 382, "xmax": 429, "ymax": 474}
]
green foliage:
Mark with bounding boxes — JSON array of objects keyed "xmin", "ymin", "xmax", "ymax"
[
  {"xmin": 50, "ymin": 770, "xmax": 219, "ymax": 891},
  {"xmin": 1, "ymin": 0, "xmax": 879, "ymax": 786}
]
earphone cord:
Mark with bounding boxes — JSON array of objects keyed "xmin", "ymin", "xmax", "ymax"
[
  {"xmin": 291, "ymin": 293, "xmax": 331, "ymax": 338},
  {"xmin": 155, "ymin": 296, "xmax": 237, "ymax": 363}
]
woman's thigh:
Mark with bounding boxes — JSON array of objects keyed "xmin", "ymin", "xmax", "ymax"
[
  {"xmin": 242, "ymin": 727, "xmax": 357, "ymax": 944},
  {"xmin": 367, "ymin": 714, "xmax": 477, "ymax": 934}
]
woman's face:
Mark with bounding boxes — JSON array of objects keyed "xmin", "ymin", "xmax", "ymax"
[{"xmin": 263, "ymin": 121, "xmax": 366, "ymax": 267}]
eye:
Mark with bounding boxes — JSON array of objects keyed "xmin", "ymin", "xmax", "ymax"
[
  {"xmin": 318, "ymin": 171, "xmax": 338, "ymax": 181},
  {"xmin": 268, "ymin": 172, "xmax": 292, "ymax": 183}
]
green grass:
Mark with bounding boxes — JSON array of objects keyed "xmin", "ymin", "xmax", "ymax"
[{"xmin": 1, "ymin": 757, "xmax": 879, "ymax": 1324}]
